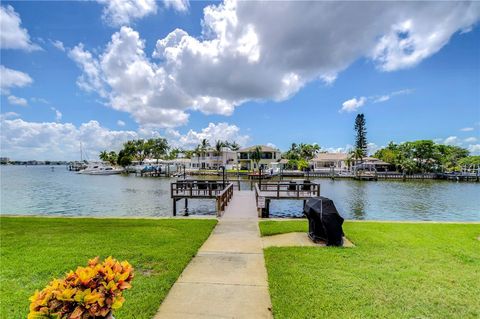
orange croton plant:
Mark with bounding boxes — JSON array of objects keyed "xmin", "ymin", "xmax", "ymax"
[{"xmin": 28, "ymin": 256, "xmax": 134, "ymax": 319}]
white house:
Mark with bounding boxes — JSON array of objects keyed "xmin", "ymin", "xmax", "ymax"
[
  {"xmin": 237, "ymin": 145, "xmax": 282, "ymax": 171},
  {"xmin": 191, "ymin": 148, "xmax": 237, "ymax": 170},
  {"xmin": 312, "ymin": 153, "xmax": 390, "ymax": 171}
]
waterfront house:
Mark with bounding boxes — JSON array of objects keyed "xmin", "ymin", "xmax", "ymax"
[
  {"xmin": 172, "ymin": 158, "xmax": 192, "ymax": 169},
  {"xmin": 312, "ymin": 153, "xmax": 390, "ymax": 171},
  {"xmin": 237, "ymin": 145, "xmax": 282, "ymax": 171},
  {"xmin": 191, "ymin": 147, "xmax": 237, "ymax": 170}
]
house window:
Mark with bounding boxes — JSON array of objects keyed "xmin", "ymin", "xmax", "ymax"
[
  {"xmin": 261, "ymin": 152, "xmax": 272, "ymax": 159},
  {"xmin": 239, "ymin": 153, "xmax": 249, "ymax": 160}
]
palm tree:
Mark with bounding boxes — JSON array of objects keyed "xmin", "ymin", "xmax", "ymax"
[
  {"xmin": 133, "ymin": 139, "xmax": 148, "ymax": 163},
  {"xmin": 285, "ymin": 143, "xmax": 300, "ymax": 160},
  {"xmin": 99, "ymin": 150, "xmax": 109, "ymax": 162},
  {"xmin": 299, "ymin": 143, "xmax": 320, "ymax": 160},
  {"xmin": 194, "ymin": 145, "xmax": 202, "ymax": 169},
  {"xmin": 201, "ymin": 139, "xmax": 210, "ymax": 150},
  {"xmin": 214, "ymin": 140, "xmax": 225, "ymax": 169},
  {"xmin": 350, "ymin": 148, "xmax": 364, "ymax": 175},
  {"xmin": 149, "ymin": 138, "xmax": 169, "ymax": 163},
  {"xmin": 196, "ymin": 139, "xmax": 210, "ymax": 169},
  {"xmin": 184, "ymin": 150, "xmax": 194, "ymax": 159},
  {"xmin": 107, "ymin": 151, "xmax": 118, "ymax": 166},
  {"xmin": 228, "ymin": 141, "xmax": 240, "ymax": 151},
  {"xmin": 250, "ymin": 146, "xmax": 262, "ymax": 173},
  {"xmin": 345, "ymin": 154, "xmax": 353, "ymax": 172}
]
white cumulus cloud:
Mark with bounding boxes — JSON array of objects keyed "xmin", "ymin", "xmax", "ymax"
[
  {"xmin": 340, "ymin": 97, "xmax": 367, "ymax": 113},
  {"xmin": 341, "ymin": 88, "xmax": 414, "ymax": 112},
  {"xmin": 163, "ymin": 0, "xmax": 189, "ymax": 13},
  {"xmin": 439, "ymin": 136, "xmax": 480, "ymax": 155},
  {"xmin": 0, "ymin": 116, "xmax": 248, "ymax": 160},
  {"xmin": 323, "ymin": 144, "xmax": 354, "ymax": 154},
  {"xmin": 51, "ymin": 39, "xmax": 65, "ymax": 52},
  {"xmin": 443, "ymin": 136, "xmax": 460, "ymax": 145},
  {"xmin": 0, "ymin": 112, "xmax": 19, "ymax": 120},
  {"xmin": 97, "ymin": 0, "xmax": 158, "ymax": 27},
  {"xmin": 70, "ymin": 1, "xmax": 480, "ymax": 128},
  {"xmin": 7, "ymin": 95, "xmax": 28, "ymax": 106},
  {"xmin": 50, "ymin": 107, "xmax": 63, "ymax": 122},
  {"xmin": 0, "ymin": 118, "xmax": 139, "ymax": 160},
  {"xmin": 0, "ymin": 5, "xmax": 40, "ymax": 51},
  {"xmin": 0, "ymin": 65, "xmax": 33, "ymax": 95},
  {"xmin": 165, "ymin": 122, "xmax": 249, "ymax": 149},
  {"xmin": 460, "ymin": 127, "xmax": 474, "ymax": 132},
  {"xmin": 468, "ymin": 144, "xmax": 480, "ymax": 154}
]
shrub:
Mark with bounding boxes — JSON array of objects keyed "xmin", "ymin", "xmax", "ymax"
[{"xmin": 28, "ymin": 256, "xmax": 134, "ymax": 319}]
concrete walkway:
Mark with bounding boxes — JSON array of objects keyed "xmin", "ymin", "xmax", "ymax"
[{"xmin": 154, "ymin": 191, "xmax": 273, "ymax": 319}]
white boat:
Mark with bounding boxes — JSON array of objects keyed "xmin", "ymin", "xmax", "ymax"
[{"xmin": 78, "ymin": 163, "xmax": 124, "ymax": 175}]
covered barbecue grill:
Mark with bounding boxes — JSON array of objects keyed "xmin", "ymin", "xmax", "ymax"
[{"xmin": 304, "ymin": 197, "xmax": 344, "ymax": 246}]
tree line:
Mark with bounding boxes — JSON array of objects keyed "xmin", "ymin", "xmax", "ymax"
[
  {"xmin": 374, "ymin": 141, "xmax": 479, "ymax": 173},
  {"xmin": 352, "ymin": 114, "xmax": 478, "ymax": 173},
  {"xmin": 99, "ymin": 114, "xmax": 478, "ymax": 173},
  {"xmin": 99, "ymin": 138, "xmax": 242, "ymax": 167}
]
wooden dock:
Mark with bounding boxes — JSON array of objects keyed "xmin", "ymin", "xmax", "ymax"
[
  {"xmin": 254, "ymin": 181, "xmax": 320, "ymax": 218},
  {"xmin": 170, "ymin": 180, "xmax": 234, "ymax": 217}
]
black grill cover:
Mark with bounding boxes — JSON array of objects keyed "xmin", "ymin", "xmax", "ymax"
[{"xmin": 304, "ymin": 197, "xmax": 344, "ymax": 246}]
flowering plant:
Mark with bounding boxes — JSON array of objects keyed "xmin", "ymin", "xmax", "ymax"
[{"xmin": 28, "ymin": 256, "xmax": 134, "ymax": 319}]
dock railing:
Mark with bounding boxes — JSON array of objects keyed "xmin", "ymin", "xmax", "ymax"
[
  {"xmin": 255, "ymin": 181, "xmax": 320, "ymax": 199},
  {"xmin": 171, "ymin": 180, "xmax": 227, "ymax": 198},
  {"xmin": 254, "ymin": 181, "xmax": 320, "ymax": 217},
  {"xmin": 216, "ymin": 183, "xmax": 234, "ymax": 217},
  {"xmin": 170, "ymin": 180, "xmax": 234, "ymax": 216}
]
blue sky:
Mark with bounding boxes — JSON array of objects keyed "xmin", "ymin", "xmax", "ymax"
[{"xmin": 1, "ymin": 1, "xmax": 479, "ymax": 160}]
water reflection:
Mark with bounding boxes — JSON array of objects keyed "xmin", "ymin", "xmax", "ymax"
[
  {"xmin": 1, "ymin": 166, "xmax": 479, "ymax": 221},
  {"xmin": 347, "ymin": 181, "xmax": 367, "ymax": 220}
]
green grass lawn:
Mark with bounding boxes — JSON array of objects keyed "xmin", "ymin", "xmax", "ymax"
[
  {"xmin": 260, "ymin": 220, "xmax": 480, "ymax": 319},
  {"xmin": 0, "ymin": 217, "xmax": 216, "ymax": 319}
]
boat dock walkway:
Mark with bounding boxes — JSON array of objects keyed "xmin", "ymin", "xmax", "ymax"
[{"xmin": 154, "ymin": 191, "xmax": 273, "ymax": 318}]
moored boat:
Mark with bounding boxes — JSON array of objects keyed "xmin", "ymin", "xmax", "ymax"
[{"xmin": 78, "ymin": 163, "xmax": 124, "ymax": 175}]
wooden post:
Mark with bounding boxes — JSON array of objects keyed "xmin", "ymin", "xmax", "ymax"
[
  {"xmin": 265, "ymin": 199, "xmax": 270, "ymax": 218},
  {"xmin": 173, "ymin": 198, "xmax": 177, "ymax": 216},
  {"xmin": 277, "ymin": 182, "xmax": 280, "ymax": 198},
  {"xmin": 216, "ymin": 198, "xmax": 221, "ymax": 217},
  {"xmin": 184, "ymin": 198, "xmax": 189, "ymax": 216}
]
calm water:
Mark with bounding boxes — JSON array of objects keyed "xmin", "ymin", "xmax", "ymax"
[{"xmin": 1, "ymin": 166, "xmax": 479, "ymax": 221}]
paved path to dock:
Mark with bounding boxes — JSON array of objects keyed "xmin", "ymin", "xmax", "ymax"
[{"xmin": 154, "ymin": 191, "xmax": 273, "ymax": 319}]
